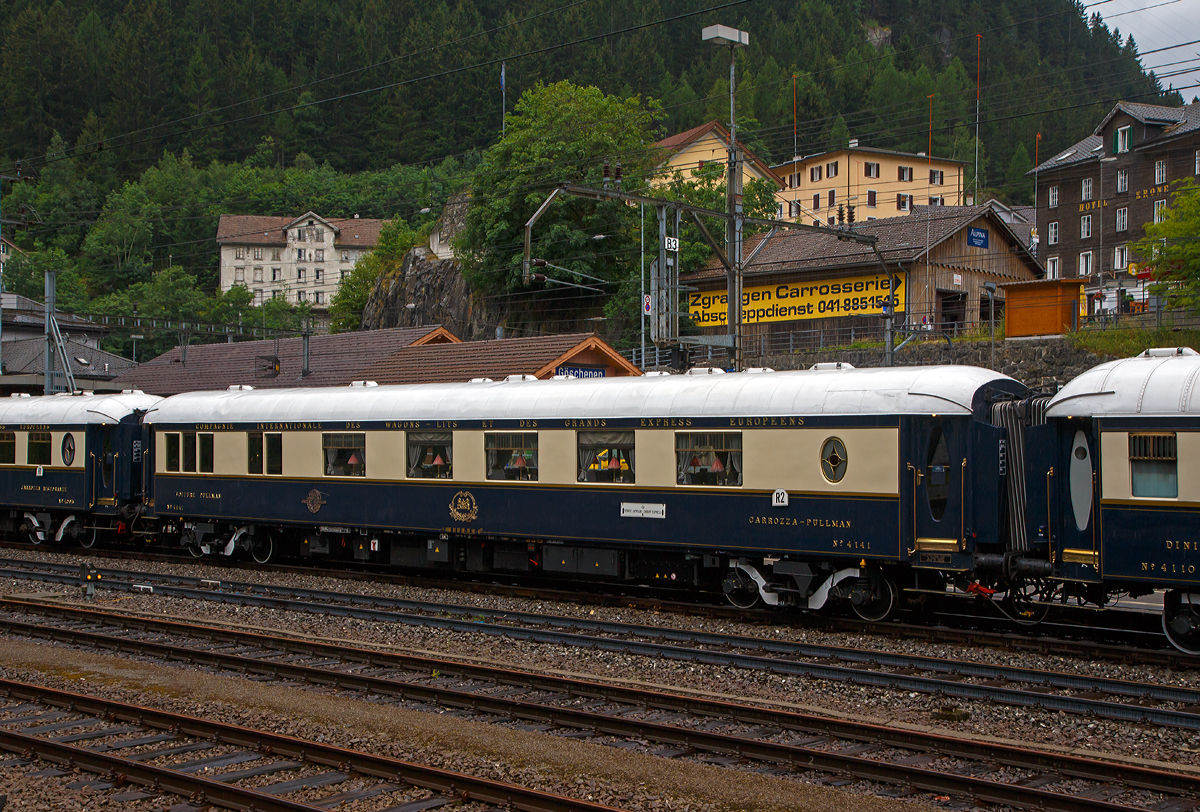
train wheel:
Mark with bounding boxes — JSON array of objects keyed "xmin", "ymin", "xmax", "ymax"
[
  {"xmin": 1162, "ymin": 591, "xmax": 1200, "ymax": 655},
  {"xmin": 78, "ymin": 527, "xmax": 100, "ymax": 549},
  {"xmin": 249, "ymin": 532, "xmax": 275, "ymax": 565},
  {"xmin": 722, "ymin": 568, "xmax": 763, "ymax": 609},
  {"xmin": 1003, "ymin": 578, "xmax": 1051, "ymax": 626},
  {"xmin": 23, "ymin": 518, "xmax": 45, "ymax": 545},
  {"xmin": 851, "ymin": 574, "xmax": 898, "ymax": 622}
]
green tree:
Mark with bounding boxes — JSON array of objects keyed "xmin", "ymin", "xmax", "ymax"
[
  {"xmin": 457, "ymin": 81, "xmax": 663, "ymax": 301},
  {"xmin": 81, "ymin": 181, "xmax": 161, "ymax": 294},
  {"xmin": 328, "ymin": 217, "xmax": 420, "ymax": 333},
  {"xmin": 1004, "ymin": 142, "xmax": 1034, "ymax": 204},
  {"xmin": 1136, "ymin": 179, "xmax": 1200, "ymax": 312}
]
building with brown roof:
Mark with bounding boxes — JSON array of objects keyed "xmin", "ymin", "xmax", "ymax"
[
  {"xmin": 772, "ymin": 141, "xmax": 967, "ymax": 224},
  {"xmin": 653, "ymin": 121, "xmax": 783, "ymax": 192},
  {"xmin": 111, "ymin": 325, "xmax": 458, "ymax": 396},
  {"xmin": 357, "ymin": 333, "xmax": 640, "ymax": 385},
  {"xmin": 684, "ymin": 203, "xmax": 1042, "ymax": 352},
  {"xmin": 113, "ymin": 328, "xmax": 639, "ymax": 396},
  {"xmin": 216, "ymin": 211, "xmax": 388, "ymax": 311},
  {"xmin": 1027, "ymin": 99, "xmax": 1200, "ymax": 315}
]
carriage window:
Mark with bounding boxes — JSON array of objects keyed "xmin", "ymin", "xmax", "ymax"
[
  {"xmin": 926, "ymin": 427, "xmax": 950, "ymax": 520},
  {"xmin": 578, "ymin": 431, "xmax": 635, "ymax": 484},
  {"xmin": 0, "ymin": 432, "xmax": 14, "ymax": 464},
  {"xmin": 248, "ymin": 432, "xmax": 263, "ymax": 474},
  {"xmin": 199, "ymin": 433, "xmax": 214, "ymax": 473},
  {"xmin": 676, "ymin": 432, "xmax": 741, "ymax": 486},
  {"xmin": 181, "ymin": 431, "xmax": 197, "ymax": 472},
  {"xmin": 324, "ymin": 433, "xmax": 366, "ymax": 477},
  {"xmin": 486, "ymin": 433, "xmax": 538, "ymax": 481},
  {"xmin": 1130, "ymin": 433, "xmax": 1177, "ymax": 498},
  {"xmin": 165, "ymin": 433, "xmax": 180, "ymax": 471},
  {"xmin": 27, "ymin": 432, "xmax": 51, "ymax": 466},
  {"xmin": 266, "ymin": 432, "xmax": 283, "ymax": 475},
  {"xmin": 408, "ymin": 432, "xmax": 452, "ymax": 479},
  {"xmin": 820, "ymin": 437, "xmax": 848, "ymax": 483}
]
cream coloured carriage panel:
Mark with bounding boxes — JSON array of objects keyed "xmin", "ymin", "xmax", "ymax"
[
  {"xmin": 1100, "ymin": 431, "xmax": 1131, "ymax": 500},
  {"xmin": 742, "ymin": 428, "xmax": 898, "ymax": 494},
  {"xmin": 1176, "ymin": 433, "xmax": 1200, "ymax": 502},
  {"xmin": 282, "ymin": 432, "xmax": 322, "ymax": 478},
  {"xmin": 634, "ymin": 430, "xmax": 675, "ymax": 488},
  {"xmin": 214, "ymin": 432, "xmax": 245, "ymax": 475},
  {"xmin": 538, "ymin": 430, "xmax": 575, "ymax": 485},
  {"xmin": 455, "ymin": 431, "xmax": 485, "ymax": 482},
  {"xmin": 366, "ymin": 431, "xmax": 405, "ymax": 480},
  {"xmin": 50, "ymin": 431, "xmax": 84, "ymax": 468},
  {"xmin": 154, "ymin": 431, "xmax": 168, "ymax": 474}
]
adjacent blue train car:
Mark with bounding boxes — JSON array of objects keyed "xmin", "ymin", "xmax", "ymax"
[
  {"xmin": 0, "ymin": 391, "xmax": 160, "ymax": 546},
  {"xmin": 1038, "ymin": 347, "xmax": 1200, "ymax": 652},
  {"xmin": 142, "ymin": 365, "xmax": 1026, "ymax": 619}
]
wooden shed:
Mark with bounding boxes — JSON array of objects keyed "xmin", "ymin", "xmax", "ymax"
[{"xmin": 999, "ymin": 279, "xmax": 1086, "ymax": 338}]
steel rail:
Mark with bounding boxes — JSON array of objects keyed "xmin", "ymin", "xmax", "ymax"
[
  {"xmin": 0, "ymin": 605, "xmax": 1189, "ymax": 812},
  {"xmin": 0, "ymin": 678, "xmax": 630, "ymax": 812},
  {"xmin": 0, "ymin": 724, "xmax": 328, "ymax": 812},
  {"xmin": 6, "ymin": 597, "xmax": 1200, "ymax": 799},
  {"xmin": 3, "ymin": 546, "xmax": 1191, "ymax": 668},
  {"xmin": 1, "ymin": 559, "xmax": 1192, "ymax": 702},
  {"xmin": 4, "ymin": 563, "xmax": 1200, "ymax": 729}
]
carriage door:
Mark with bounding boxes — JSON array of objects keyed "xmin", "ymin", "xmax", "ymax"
[
  {"xmin": 906, "ymin": 418, "xmax": 964, "ymax": 556},
  {"xmin": 92, "ymin": 426, "xmax": 117, "ymax": 506},
  {"xmin": 1060, "ymin": 424, "xmax": 1098, "ymax": 570}
]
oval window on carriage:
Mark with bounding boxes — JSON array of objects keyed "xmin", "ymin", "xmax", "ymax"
[
  {"xmin": 820, "ymin": 437, "xmax": 848, "ymax": 483},
  {"xmin": 1069, "ymin": 430, "xmax": 1093, "ymax": 532},
  {"xmin": 61, "ymin": 433, "xmax": 75, "ymax": 466},
  {"xmin": 925, "ymin": 426, "xmax": 951, "ymax": 521}
]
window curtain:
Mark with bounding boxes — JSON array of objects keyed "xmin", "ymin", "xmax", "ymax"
[
  {"xmin": 729, "ymin": 450, "xmax": 743, "ymax": 486},
  {"xmin": 578, "ymin": 447, "xmax": 596, "ymax": 481},
  {"xmin": 326, "ymin": 447, "xmax": 338, "ymax": 474},
  {"xmin": 487, "ymin": 447, "xmax": 501, "ymax": 476},
  {"xmin": 624, "ymin": 447, "xmax": 635, "ymax": 474},
  {"xmin": 676, "ymin": 450, "xmax": 691, "ymax": 485},
  {"xmin": 407, "ymin": 442, "xmax": 422, "ymax": 477}
]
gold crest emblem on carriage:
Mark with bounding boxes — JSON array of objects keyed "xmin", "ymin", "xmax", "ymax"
[
  {"xmin": 449, "ymin": 490, "xmax": 478, "ymax": 522},
  {"xmin": 302, "ymin": 489, "xmax": 328, "ymax": 514}
]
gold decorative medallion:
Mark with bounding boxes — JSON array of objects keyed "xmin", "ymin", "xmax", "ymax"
[
  {"xmin": 449, "ymin": 490, "xmax": 478, "ymax": 522},
  {"xmin": 303, "ymin": 489, "xmax": 328, "ymax": 514}
]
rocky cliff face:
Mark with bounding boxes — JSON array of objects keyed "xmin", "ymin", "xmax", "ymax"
[{"xmin": 360, "ymin": 247, "xmax": 489, "ymax": 340}]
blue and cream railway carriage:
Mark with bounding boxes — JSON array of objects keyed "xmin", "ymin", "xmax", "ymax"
[
  {"xmin": 1039, "ymin": 348, "xmax": 1200, "ymax": 652},
  {"xmin": 0, "ymin": 391, "xmax": 160, "ymax": 546},
  {"xmin": 144, "ymin": 366, "xmax": 1027, "ymax": 619}
]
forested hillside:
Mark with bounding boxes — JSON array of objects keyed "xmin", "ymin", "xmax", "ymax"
[
  {"xmin": 2, "ymin": 0, "xmax": 1173, "ymax": 179},
  {"xmin": 0, "ymin": 0, "xmax": 1180, "ymax": 349}
]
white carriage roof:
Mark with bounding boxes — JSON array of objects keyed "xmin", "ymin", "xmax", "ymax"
[
  {"xmin": 0, "ymin": 392, "xmax": 162, "ymax": 425},
  {"xmin": 147, "ymin": 365, "xmax": 1016, "ymax": 423},
  {"xmin": 1047, "ymin": 348, "xmax": 1200, "ymax": 417}
]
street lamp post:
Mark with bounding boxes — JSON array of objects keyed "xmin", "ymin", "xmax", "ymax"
[
  {"xmin": 983, "ymin": 281, "xmax": 996, "ymax": 369},
  {"xmin": 702, "ymin": 24, "xmax": 748, "ymax": 371}
]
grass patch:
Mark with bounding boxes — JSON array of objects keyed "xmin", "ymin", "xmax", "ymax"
[{"xmin": 1067, "ymin": 325, "xmax": 1200, "ymax": 358}]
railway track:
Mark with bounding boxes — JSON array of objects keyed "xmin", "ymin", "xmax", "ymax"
[
  {"xmin": 0, "ymin": 543, "xmax": 1182, "ymax": 666},
  {"xmin": 3, "ymin": 596, "xmax": 1198, "ymax": 812},
  {"xmin": 0, "ymin": 676, "xmax": 628, "ymax": 812},
  {"xmin": 3, "ymin": 559, "xmax": 1200, "ymax": 730}
]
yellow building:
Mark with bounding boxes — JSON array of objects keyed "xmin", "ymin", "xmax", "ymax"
[
  {"xmin": 654, "ymin": 121, "xmax": 783, "ymax": 192},
  {"xmin": 774, "ymin": 142, "xmax": 967, "ymax": 224}
]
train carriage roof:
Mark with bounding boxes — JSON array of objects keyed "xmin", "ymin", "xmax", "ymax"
[
  {"xmin": 147, "ymin": 365, "xmax": 1023, "ymax": 423},
  {"xmin": 0, "ymin": 391, "xmax": 162, "ymax": 425},
  {"xmin": 1047, "ymin": 348, "xmax": 1200, "ymax": 417}
]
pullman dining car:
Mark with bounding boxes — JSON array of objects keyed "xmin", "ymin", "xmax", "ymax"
[
  {"xmin": 1035, "ymin": 347, "xmax": 1200, "ymax": 653},
  {"xmin": 140, "ymin": 365, "xmax": 1029, "ymax": 621},
  {"xmin": 0, "ymin": 391, "xmax": 161, "ymax": 547}
]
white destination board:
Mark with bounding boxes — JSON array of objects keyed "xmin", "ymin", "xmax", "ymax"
[{"xmin": 621, "ymin": 502, "xmax": 666, "ymax": 519}]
